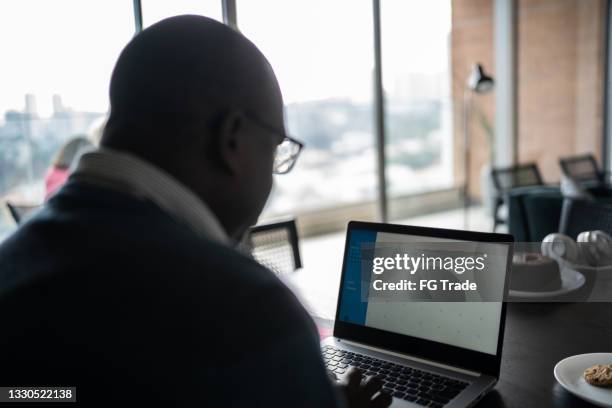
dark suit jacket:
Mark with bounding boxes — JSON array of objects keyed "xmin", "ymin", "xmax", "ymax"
[{"xmin": 0, "ymin": 181, "xmax": 341, "ymax": 407}]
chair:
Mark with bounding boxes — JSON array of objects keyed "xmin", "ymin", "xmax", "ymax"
[
  {"xmin": 5, "ymin": 202, "xmax": 42, "ymax": 224},
  {"xmin": 490, "ymin": 163, "xmax": 544, "ymax": 231},
  {"xmin": 507, "ymin": 186, "xmax": 563, "ymax": 242},
  {"xmin": 559, "ymin": 154, "xmax": 604, "ymax": 185},
  {"xmin": 243, "ymin": 219, "xmax": 302, "ymax": 275},
  {"xmin": 559, "ymin": 198, "xmax": 612, "ymax": 239}
]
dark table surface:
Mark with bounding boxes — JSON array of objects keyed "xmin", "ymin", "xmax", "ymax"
[
  {"xmin": 481, "ymin": 302, "xmax": 612, "ymax": 407},
  {"xmin": 316, "ymin": 302, "xmax": 612, "ymax": 407}
]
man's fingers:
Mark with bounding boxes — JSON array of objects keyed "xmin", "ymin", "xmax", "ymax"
[
  {"xmin": 345, "ymin": 367, "xmax": 363, "ymax": 388},
  {"xmin": 371, "ymin": 390, "xmax": 393, "ymax": 408},
  {"xmin": 362, "ymin": 375, "xmax": 384, "ymax": 397}
]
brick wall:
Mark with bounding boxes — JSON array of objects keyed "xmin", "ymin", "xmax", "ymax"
[
  {"xmin": 518, "ymin": 0, "xmax": 605, "ymax": 182},
  {"xmin": 452, "ymin": 0, "xmax": 606, "ymax": 197},
  {"xmin": 452, "ymin": 0, "xmax": 495, "ymax": 198}
]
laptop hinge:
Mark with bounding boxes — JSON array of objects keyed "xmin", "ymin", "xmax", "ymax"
[{"xmin": 340, "ymin": 339, "xmax": 482, "ymax": 377}]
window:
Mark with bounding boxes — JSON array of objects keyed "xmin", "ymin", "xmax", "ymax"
[
  {"xmin": 381, "ymin": 0, "xmax": 453, "ymax": 200},
  {"xmin": 237, "ymin": 0, "xmax": 377, "ymax": 216},
  {"xmin": 141, "ymin": 0, "xmax": 223, "ymax": 28},
  {"xmin": 0, "ymin": 1, "xmax": 134, "ymax": 232},
  {"xmin": 0, "ymin": 1, "xmax": 459, "ymax": 238}
]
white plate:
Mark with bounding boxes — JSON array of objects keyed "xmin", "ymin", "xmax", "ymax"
[
  {"xmin": 508, "ymin": 267, "xmax": 585, "ymax": 299},
  {"xmin": 554, "ymin": 353, "xmax": 612, "ymax": 407}
]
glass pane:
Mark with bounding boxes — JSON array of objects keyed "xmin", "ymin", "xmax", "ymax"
[
  {"xmin": 0, "ymin": 1, "xmax": 134, "ymax": 234},
  {"xmin": 237, "ymin": 0, "xmax": 376, "ymax": 215},
  {"xmin": 141, "ymin": 0, "xmax": 223, "ymax": 27},
  {"xmin": 381, "ymin": 0, "xmax": 453, "ymax": 198}
]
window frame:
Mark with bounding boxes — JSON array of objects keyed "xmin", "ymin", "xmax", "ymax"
[{"xmin": 130, "ymin": 0, "xmax": 463, "ymax": 236}]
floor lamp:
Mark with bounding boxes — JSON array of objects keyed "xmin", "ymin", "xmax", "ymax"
[{"xmin": 463, "ymin": 63, "xmax": 494, "ymax": 229}]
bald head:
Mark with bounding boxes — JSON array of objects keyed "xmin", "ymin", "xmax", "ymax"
[
  {"xmin": 102, "ymin": 15, "xmax": 286, "ymax": 240},
  {"xmin": 103, "ymin": 15, "xmax": 283, "ymax": 155}
]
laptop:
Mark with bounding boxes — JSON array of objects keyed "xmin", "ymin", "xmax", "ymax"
[{"xmin": 321, "ymin": 221, "xmax": 513, "ymax": 407}]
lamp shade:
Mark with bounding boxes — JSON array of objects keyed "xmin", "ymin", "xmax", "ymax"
[{"xmin": 467, "ymin": 63, "xmax": 494, "ymax": 93}]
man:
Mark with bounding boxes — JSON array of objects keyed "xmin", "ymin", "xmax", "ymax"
[{"xmin": 0, "ymin": 16, "xmax": 390, "ymax": 407}]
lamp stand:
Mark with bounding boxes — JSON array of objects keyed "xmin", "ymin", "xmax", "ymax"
[{"xmin": 463, "ymin": 88, "xmax": 472, "ymax": 230}]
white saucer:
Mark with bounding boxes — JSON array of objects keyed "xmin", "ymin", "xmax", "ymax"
[
  {"xmin": 554, "ymin": 353, "xmax": 612, "ymax": 407},
  {"xmin": 508, "ymin": 267, "xmax": 585, "ymax": 299}
]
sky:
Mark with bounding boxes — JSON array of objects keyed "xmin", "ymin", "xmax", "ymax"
[
  {"xmin": 0, "ymin": 1, "xmax": 134, "ymax": 118},
  {"xmin": 239, "ymin": 0, "xmax": 451, "ymax": 104},
  {"xmin": 0, "ymin": 0, "xmax": 450, "ymax": 119}
]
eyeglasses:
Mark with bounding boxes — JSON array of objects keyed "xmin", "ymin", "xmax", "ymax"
[{"xmin": 244, "ymin": 113, "xmax": 304, "ymax": 175}]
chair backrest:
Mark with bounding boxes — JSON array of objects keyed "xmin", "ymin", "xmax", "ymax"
[
  {"xmin": 5, "ymin": 202, "xmax": 42, "ymax": 224},
  {"xmin": 244, "ymin": 219, "xmax": 302, "ymax": 275},
  {"xmin": 491, "ymin": 163, "xmax": 543, "ymax": 193},
  {"xmin": 507, "ymin": 187, "xmax": 563, "ymax": 242},
  {"xmin": 559, "ymin": 154, "xmax": 602, "ymax": 184},
  {"xmin": 559, "ymin": 198, "xmax": 612, "ymax": 239}
]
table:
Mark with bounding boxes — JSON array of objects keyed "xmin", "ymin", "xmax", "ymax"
[
  {"xmin": 486, "ymin": 302, "xmax": 612, "ymax": 407},
  {"xmin": 315, "ymin": 302, "xmax": 612, "ymax": 407}
]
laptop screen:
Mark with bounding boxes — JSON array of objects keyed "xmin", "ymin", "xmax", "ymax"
[{"xmin": 337, "ymin": 228, "xmax": 510, "ymax": 356}]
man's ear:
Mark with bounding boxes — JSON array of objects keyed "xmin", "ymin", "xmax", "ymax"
[{"xmin": 215, "ymin": 110, "xmax": 246, "ymax": 176}]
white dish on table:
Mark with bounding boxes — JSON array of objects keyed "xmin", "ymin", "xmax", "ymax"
[
  {"xmin": 508, "ymin": 266, "xmax": 585, "ymax": 299},
  {"xmin": 554, "ymin": 353, "xmax": 612, "ymax": 407}
]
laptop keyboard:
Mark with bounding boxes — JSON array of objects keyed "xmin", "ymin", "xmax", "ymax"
[{"xmin": 322, "ymin": 345, "xmax": 470, "ymax": 407}]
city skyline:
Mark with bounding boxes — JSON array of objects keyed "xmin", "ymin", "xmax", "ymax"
[{"xmin": 0, "ymin": 0, "xmax": 450, "ymax": 117}]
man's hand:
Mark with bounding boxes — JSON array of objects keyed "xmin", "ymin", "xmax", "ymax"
[{"xmin": 336, "ymin": 367, "xmax": 392, "ymax": 408}]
